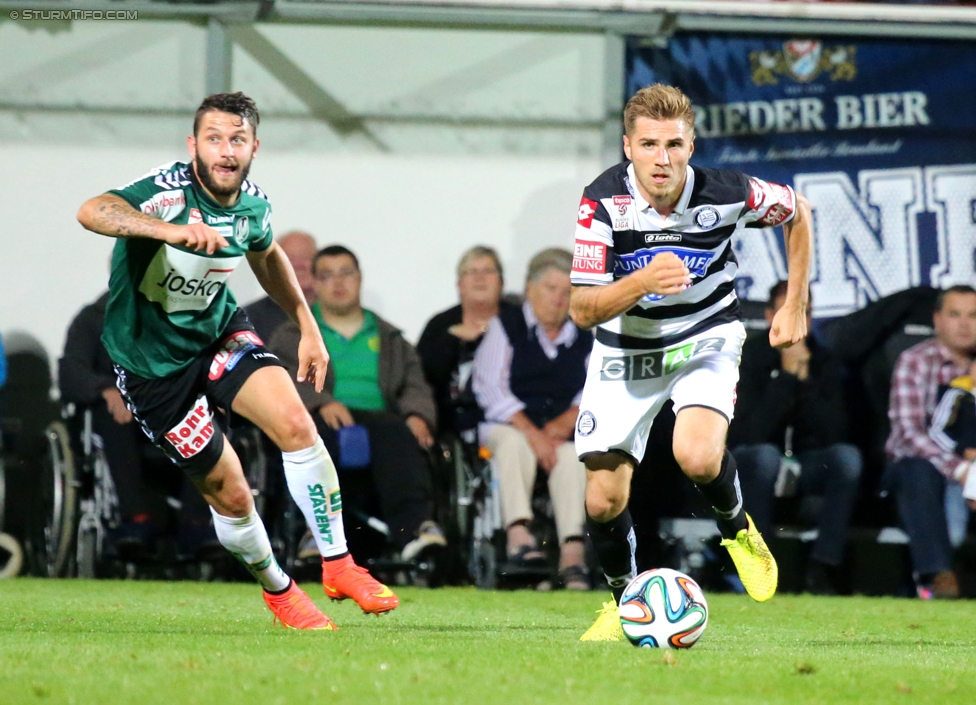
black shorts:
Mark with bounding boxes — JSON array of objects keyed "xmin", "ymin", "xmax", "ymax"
[{"xmin": 114, "ymin": 310, "xmax": 283, "ymax": 478}]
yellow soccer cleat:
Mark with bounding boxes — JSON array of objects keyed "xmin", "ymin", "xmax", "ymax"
[
  {"xmin": 721, "ymin": 513, "xmax": 778, "ymax": 602},
  {"xmin": 579, "ymin": 600, "xmax": 624, "ymax": 642}
]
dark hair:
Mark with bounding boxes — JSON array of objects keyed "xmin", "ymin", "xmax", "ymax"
[
  {"xmin": 935, "ymin": 284, "xmax": 976, "ymax": 312},
  {"xmin": 193, "ymin": 92, "xmax": 260, "ymax": 137},
  {"xmin": 314, "ymin": 245, "xmax": 360, "ymax": 274},
  {"xmin": 766, "ymin": 280, "xmax": 812, "ymax": 309}
]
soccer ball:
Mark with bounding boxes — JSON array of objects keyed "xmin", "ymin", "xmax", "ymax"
[{"xmin": 618, "ymin": 568, "xmax": 708, "ymax": 649}]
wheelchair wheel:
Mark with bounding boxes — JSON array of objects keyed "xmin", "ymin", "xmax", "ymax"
[
  {"xmin": 471, "ymin": 536, "xmax": 497, "ymax": 590},
  {"xmin": 76, "ymin": 524, "xmax": 97, "ymax": 579},
  {"xmin": 40, "ymin": 421, "xmax": 78, "ymax": 577}
]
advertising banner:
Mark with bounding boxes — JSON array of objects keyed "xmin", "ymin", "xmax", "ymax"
[{"xmin": 628, "ymin": 36, "xmax": 976, "ymax": 316}]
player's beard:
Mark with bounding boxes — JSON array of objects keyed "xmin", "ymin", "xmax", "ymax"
[{"xmin": 195, "ymin": 154, "xmax": 251, "ymax": 200}]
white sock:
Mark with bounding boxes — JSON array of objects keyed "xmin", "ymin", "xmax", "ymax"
[
  {"xmin": 210, "ymin": 506, "xmax": 290, "ymax": 592},
  {"xmin": 282, "ymin": 438, "xmax": 348, "ymax": 558}
]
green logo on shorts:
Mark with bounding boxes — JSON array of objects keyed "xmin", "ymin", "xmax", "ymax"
[{"xmin": 599, "ymin": 337, "xmax": 725, "ymax": 382}]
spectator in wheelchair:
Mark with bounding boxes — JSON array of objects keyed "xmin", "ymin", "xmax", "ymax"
[
  {"xmin": 417, "ymin": 245, "xmax": 519, "ymax": 438},
  {"xmin": 59, "ymin": 292, "xmax": 216, "ymax": 559},
  {"xmin": 884, "ymin": 284, "xmax": 976, "ymax": 600},
  {"xmin": 728, "ymin": 281, "xmax": 862, "ymax": 595},
  {"xmin": 270, "ymin": 245, "xmax": 447, "ymax": 564},
  {"xmin": 472, "ymin": 247, "xmax": 592, "ymax": 590},
  {"xmin": 245, "ymin": 231, "xmax": 318, "ymax": 343}
]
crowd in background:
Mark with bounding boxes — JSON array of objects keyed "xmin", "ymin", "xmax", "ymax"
[{"xmin": 1, "ymin": 232, "xmax": 974, "ymax": 598}]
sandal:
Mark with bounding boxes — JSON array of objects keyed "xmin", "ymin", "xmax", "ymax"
[
  {"xmin": 507, "ymin": 544, "xmax": 547, "ymax": 566},
  {"xmin": 559, "ymin": 564, "xmax": 590, "ymax": 591}
]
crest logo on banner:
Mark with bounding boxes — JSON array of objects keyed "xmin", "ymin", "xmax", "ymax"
[{"xmin": 750, "ymin": 41, "xmax": 857, "ymax": 85}]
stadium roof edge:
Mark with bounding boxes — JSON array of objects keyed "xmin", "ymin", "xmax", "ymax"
[{"xmin": 2, "ymin": 1, "xmax": 976, "ymax": 39}]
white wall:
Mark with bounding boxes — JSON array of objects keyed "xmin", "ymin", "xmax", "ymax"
[
  {"xmin": 0, "ymin": 143, "xmax": 600, "ymax": 363},
  {"xmin": 0, "ymin": 19, "xmax": 606, "ymax": 368}
]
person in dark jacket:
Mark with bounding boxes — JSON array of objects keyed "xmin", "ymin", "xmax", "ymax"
[
  {"xmin": 417, "ymin": 245, "xmax": 518, "ymax": 438},
  {"xmin": 244, "ymin": 231, "xmax": 318, "ymax": 342},
  {"xmin": 58, "ymin": 292, "xmax": 215, "ymax": 556},
  {"xmin": 729, "ymin": 281, "xmax": 862, "ymax": 594},
  {"xmin": 271, "ymin": 245, "xmax": 446, "ymax": 562}
]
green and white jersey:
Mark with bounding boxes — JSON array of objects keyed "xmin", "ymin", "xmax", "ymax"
[{"xmin": 102, "ymin": 160, "xmax": 273, "ymax": 379}]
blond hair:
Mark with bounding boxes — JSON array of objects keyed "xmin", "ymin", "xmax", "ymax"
[
  {"xmin": 457, "ymin": 245, "xmax": 503, "ymax": 281},
  {"xmin": 624, "ymin": 84, "xmax": 695, "ymax": 135}
]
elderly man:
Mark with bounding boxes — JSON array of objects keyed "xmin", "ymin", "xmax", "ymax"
[
  {"xmin": 473, "ymin": 248, "xmax": 592, "ymax": 589},
  {"xmin": 245, "ymin": 231, "xmax": 318, "ymax": 342},
  {"xmin": 271, "ymin": 245, "xmax": 446, "ymax": 563},
  {"xmin": 885, "ymin": 284, "xmax": 976, "ymax": 599}
]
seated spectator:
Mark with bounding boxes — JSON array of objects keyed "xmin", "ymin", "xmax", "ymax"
[
  {"xmin": 884, "ymin": 284, "xmax": 976, "ymax": 599},
  {"xmin": 472, "ymin": 248, "xmax": 592, "ymax": 590},
  {"xmin": 270, "ymin": 245, "xmax": 446, "ymax": 562},
  {"xmin": 417, "ymin": 245, "xmax": 518, "ymax": 438},
  {"xmin": 729, "ymin": 281, "xmax": 862, "ymax": 594},
  {"xmin": 58, "ymin": 292, "xmax": 215, "ymax": 557},
  {"xmin": 245, "ymin": 231, "xmax": 318, "ymax": 342}
]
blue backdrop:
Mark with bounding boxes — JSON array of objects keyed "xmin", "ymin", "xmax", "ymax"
[{"xmin": 627, "ymin": 35, "xmax": 976, "ymax": 315}]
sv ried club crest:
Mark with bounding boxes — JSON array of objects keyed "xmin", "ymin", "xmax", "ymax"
[
  {"xmin": 235, "ymin": 217, "xmax": 249, "ymax": 245},
  {"xmin": 750, "ymin": 40, "xmax": 857, "ymax": 86}
]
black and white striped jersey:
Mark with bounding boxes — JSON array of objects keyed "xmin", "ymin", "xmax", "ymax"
[{"xmin": 571, "ymin": 162, "xmax": 795, "ymax": 350}]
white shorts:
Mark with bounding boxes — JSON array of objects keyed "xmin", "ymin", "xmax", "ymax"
[{"xmin": 574, "ymin": 321, "xmax": 746, "ymax": 464}]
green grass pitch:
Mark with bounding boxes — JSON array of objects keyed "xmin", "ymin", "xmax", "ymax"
[{"xmin": 1, "ymin": 579, "xmax": 975, "ymax": 704}]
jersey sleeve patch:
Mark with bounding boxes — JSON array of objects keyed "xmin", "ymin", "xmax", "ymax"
[
  {"xmin": 744, "ymin": 178, "xmax": 796, "ymax": 227},
  {"xmin": 577, "ymin": 196, "xmax": 600, "ymax": 229},
  {"xmin": 573, "ymin": 241, "xmax": 608, "ymax": 275}
]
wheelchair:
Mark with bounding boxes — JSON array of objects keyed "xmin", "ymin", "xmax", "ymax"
[
  {"xmin": 36, "ymin": 406, "xmax": 272, "ymax": 580},
  {"xmin": 39, "ymin": 405, "xmax": 120, "ymax": 578},
  {"xmin": 433, "ymin": 429, "xmax": 564, "ymax": 590},
  {"xmin": 40, "ymin": 405, "xmax": 137, "ymax": 578}
]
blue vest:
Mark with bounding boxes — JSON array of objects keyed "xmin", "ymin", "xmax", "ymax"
[{"xmin": 498, "ymin": 306, "xmax": 592, "ymax": 427}]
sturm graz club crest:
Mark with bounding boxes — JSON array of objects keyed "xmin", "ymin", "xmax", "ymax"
[
  {"xmin": 693, "ymin": 205, "xmax": 721, "ymax": 230},
  {"xmin": 235, "ymin": 217, "xmax": 250, "ymax": 245},
  {"xmin": 577, "ymin": 411, "xmax": 596, "ymax": 436}
]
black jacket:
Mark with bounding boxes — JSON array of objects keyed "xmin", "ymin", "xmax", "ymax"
[
  {"xmin": 729, "ymin": 333, "xmax": 849, "ymax": 453},
  {"xmin": 417, "ymin": 301, "xmax": 520, "ymax": 433},
  {"xmin": 59, "ymin": 292, "xmax": 116, "ymax": 405}
]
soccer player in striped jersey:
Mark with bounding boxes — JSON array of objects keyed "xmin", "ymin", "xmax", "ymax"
[
  {"xmin": 571, "ymin": 84, "xmax": 812, "ymax": 641},
  {"xmin": 76, "ymin": 92, "xmax": 397, "ymax": 630}
]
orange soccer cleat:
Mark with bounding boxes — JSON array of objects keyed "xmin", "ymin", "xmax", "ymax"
[
  {"xmin": 263, "ymin": 581, "xmax": 338, "ymax": 630},
  {"xmin": 322, "ymin": 555, "xmax": 399, "ymax": 614}
]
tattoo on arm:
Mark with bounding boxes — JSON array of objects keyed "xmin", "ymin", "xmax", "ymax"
[{"xmin": 93, "ymin": 197, "xmax": 161, "ymax": 238}]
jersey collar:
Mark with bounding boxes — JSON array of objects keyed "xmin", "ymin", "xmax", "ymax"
[{"xmin": 626, "ymin": 163, "xmax": 695, "ymax": 217}]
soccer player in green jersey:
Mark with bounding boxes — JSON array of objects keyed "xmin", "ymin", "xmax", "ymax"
[{"xmin": 77, "ymin": 92, "xmax": 398, "ymax": 630}]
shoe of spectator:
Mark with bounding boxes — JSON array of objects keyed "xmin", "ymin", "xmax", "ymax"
[
  {"xmin": 804, "ymin": 560, "xmax": 839, "ymax": 596},
  {"xmin": 176, "ymin": 521, "xmax": 221, "ymax": 561},
  {"xmin": 109, "ymin": 516, "xmax": 157, "ymax": 560},
  {"xmin": 297, "ymin": 530, "xmax": 319, "ymax": 560},
  {"xmin": 932, "ymin": 570, "xmax": 960, "ymax": 599},
  {"xmin": 559, "ymin": 564, "xmax": 590, "ymax": 592},
  {"xmin": 400, "ymin": 521, "xmax": 447, "ymax": 563},
  {"xmin": 916, "ymin": 570, "xmax": 960, "ymax": 600}
]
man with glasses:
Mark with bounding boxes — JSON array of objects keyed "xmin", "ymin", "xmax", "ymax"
[{"xmin": 271, "ymin": 245, "xmax": 447, "ymax": 563}]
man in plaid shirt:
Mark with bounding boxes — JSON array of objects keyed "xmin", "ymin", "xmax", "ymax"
[{"xmin": 885, "ymin": 284, "xmax": 976, "ymax": 599}]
